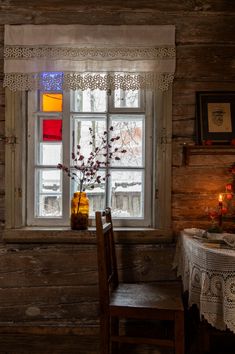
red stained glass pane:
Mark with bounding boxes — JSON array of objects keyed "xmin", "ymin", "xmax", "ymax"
[{"xmin": 43, "ymin": 120, "xmax": 62, "ymax": 141}]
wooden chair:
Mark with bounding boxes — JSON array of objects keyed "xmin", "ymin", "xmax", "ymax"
[{"xmin": 95, "ymin": 208, "xmax": 185, "ymax": 354}]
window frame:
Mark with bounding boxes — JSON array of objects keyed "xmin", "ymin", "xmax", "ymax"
[
  {"xmin": 5, "ymin": 87, "xmax": 172, "ymax": 231},
  {"xmin": 27, "ymin": 88, "xmax": 153, "ymax": 227}
]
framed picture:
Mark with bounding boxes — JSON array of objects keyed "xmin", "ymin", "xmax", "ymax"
[{"xmin": 196, "ymin": 91, "xmax": 235, "ymax": 144}]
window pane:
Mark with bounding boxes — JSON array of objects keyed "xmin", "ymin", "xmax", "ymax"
[
  {"xmin": 39, "ymin": 143, "xmax": 62, "ymax": 165},
  {"xmin": 42, "ymin": 119, "xmax": 62, "ymax": 141},
  {"xmin": 114, "ymin": 89, "xmax": 140, "ymax": 108},
  {"xmin": 40, "ymin": 72, "xmax": 63, "ymax": 91},
  {"xmin": 110, "ymin": 115, "xmax": 144, "ymax": 167},
  {"xmin": 87, "ymin": 188, "xmax": 105, "ymax": 217},
  {"xmin": 71, "ymin": 90, "xmax": 107, "ymax": 112},
  {"xmin": 42, "ymin": 93, "xmax": 63, "ymax": 112},
  {"xmin": 38, "ymin": 195, "xmax": 62, "ymax": 217},
  {"xmin": 36, "ymin": 169, "xmax": 62, "ymax": 217},
  {"xmin": 111, "ymin": 170, "xmax": 143, "ymax": 218},
  {"xmin": 38, "ymin": 169, "xmax": 61, "ymax": 193},
  {"xmin": 73, "ymin": 118, "xmax": 106, "ymax": 162}
]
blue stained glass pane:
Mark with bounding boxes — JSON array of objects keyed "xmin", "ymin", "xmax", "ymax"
[{"xmin": 40, "ymin": 72, "xmax": 63, "ymax": 91}]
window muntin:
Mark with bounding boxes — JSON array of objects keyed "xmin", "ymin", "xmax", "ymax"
[{"xmin": 27, "ymin": 77, "xmax": 153, "ymax": 227}]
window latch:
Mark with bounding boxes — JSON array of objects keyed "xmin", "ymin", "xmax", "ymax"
[{"xmin": 0, "ymin": 135, "xmax": 17, "ymax": 145}]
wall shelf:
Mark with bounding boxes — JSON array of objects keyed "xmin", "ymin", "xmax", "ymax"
[{"xmin": 183, "ymin": 145, "xmax": 235, "ymax": 165}]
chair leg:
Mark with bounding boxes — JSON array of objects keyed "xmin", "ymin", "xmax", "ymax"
[
  {"xmin": 111, "ymin": 316, "xmax": 119, "ymax": 354},
  {"xmin": 100, "ymin": 315, "xmax": 110, "ymax": 354},
  {"xmin": 175, "ymin": 310, "xmax": 185, "ymax": 354}
]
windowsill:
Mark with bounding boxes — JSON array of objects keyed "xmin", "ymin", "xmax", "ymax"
[{"xmin": 2, "ymin": 227, "xmax": 173, "ymax": 244}]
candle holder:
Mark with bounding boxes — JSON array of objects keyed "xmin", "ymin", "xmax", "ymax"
[
  {"xmin": 206, "ymin": 207, "xmax": 223, "ymax": 233},
  {"xmin": 218, "ymin": 194, "xmax": 223, "ymax": 228}
]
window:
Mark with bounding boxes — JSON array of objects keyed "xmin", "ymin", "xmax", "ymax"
[
  {"xmin": 5, "ymin": 85, "xmax": 172, "ymax": 230},
  {"xmin": 4, "ymin": 24, "xmax": 175, "ymax": 231},
  {"xmin": 27, "ymin": 75, "xmax": 154, "ymax": 227}
]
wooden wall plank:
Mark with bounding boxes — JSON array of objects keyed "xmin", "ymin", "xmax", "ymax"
[
  {"xmin": 2, "ymin": 0, "xmax": 235, "ymax": 13},
  {"xmin": 0, "ymin": 333, "xmax": 99, "ymax": 354},
  {"xmin": 0, "ymin": 244, "xmax": 176, "ymax": 288},
  {"xmin": 172, "ymin": 166, "xmax": 229, "ymax": 193}
]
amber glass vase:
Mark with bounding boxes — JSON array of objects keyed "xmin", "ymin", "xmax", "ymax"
[{"xmin": 70, "ymin": 192, "xmax": 89, "ymax": 230}]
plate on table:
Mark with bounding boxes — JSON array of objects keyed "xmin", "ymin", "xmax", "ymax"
[{"xmin": 183, "ymin": 228, "xmax": 206, "ymax": 238}]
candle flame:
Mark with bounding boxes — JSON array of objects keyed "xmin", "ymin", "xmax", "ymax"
[{"xmin": 219, "ymin": 194, "xmax": 223, "ymax": 202}]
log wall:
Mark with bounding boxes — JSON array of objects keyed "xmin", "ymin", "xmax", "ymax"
[{"xmin": 0, "ymin": 1, "xmax": 234, "ymax": 353}]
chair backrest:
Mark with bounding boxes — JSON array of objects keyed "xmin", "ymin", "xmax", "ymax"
[{"xmin": 96, "ymin": 208, "xmax": 119, "ymax": 311}]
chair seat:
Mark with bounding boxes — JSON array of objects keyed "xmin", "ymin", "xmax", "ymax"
[{"xmin": 110, "ymin": 282, "xmax": 184, "ymax": 317}]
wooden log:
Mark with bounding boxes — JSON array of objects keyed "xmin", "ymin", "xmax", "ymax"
[
  {"xmin": 172, "ymin": 166, "xmax": 230, "ymax": 193},
  {"xmin": 173, "ymin": 119, "xmax": 194, "ymax": 137},
  {"xmin": 173, "ymin": 103, "xmax": 195, "ymax": 120},
  {"xmin": 0, "ymin": 284, "xmax": 98, "ymax": 306},
  {"xmin": 185, "ymin": 153, "xmax": 235, "ymax": 166},
  {"xmin": 172, "ymin": 193, "xmax": 234, "ymax": 221},
  {"xmin": 0, "ymin": 243, "xmax": 176, "ymax": 287},
  {"xmin": 172, "ymin": 193, "xmax": 223, "ymax": 219},
  {"xmin": 0, "ymin": 332, "xmax": 99, "ymax": 354},
  {"xmin": 0, "ymin": 245, "xmax": 98, "ymax": 286},
  {"xmin": 176, "ymin": 45, "xmax": 235, "ymax": 80},
  {"xmin": 173, "ymin": 81, "xmax": 235, "ymax": 100},
  {"xmin": 2, "ymin": 0, "xmax": 235, "ymax": 13},
  {"xmin": 0, "ymin": 6, "xmax": 234, "ymax": 46}
]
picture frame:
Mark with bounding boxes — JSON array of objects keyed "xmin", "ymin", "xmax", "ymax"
[{"xmin": 196, "ymin": 91, "xmax": 235, "ymax": 145}]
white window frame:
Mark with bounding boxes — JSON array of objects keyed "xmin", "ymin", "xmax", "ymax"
[
  {"xmin": 5, "ymin": 87, "xmax": 172, "ymax": 231},
  {"xmin": 27, "ymin": 88, "xmax": 152, "ymax": 227}
]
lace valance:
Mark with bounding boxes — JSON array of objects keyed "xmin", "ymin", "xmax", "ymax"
[{"xmin": 4, "ymin": 25, "xmax": 176, "ymax": 92}]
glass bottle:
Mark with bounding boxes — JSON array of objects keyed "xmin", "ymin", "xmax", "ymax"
[{"xmin": 70, "ymin": 191, "xmax": 89, "ymax": 230}]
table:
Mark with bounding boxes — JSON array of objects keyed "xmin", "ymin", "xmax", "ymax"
[{"xmin": 173, "ymin": 229, "xmax": 235, "ymax": 333}]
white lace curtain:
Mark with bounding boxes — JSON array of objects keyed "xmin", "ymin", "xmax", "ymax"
[{"xmin": 4, "ymin": 24, "xmax": 176, "ymax": 92}]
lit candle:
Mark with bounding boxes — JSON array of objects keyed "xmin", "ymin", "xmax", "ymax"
[{"xmin": 218, "ymin": 194, "xmax": 223, "ymax": 207}]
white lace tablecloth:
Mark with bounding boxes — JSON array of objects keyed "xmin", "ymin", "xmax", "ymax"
[{"xmin": 173, "ymin": 229, "xmax": 235, "ymax": 333}]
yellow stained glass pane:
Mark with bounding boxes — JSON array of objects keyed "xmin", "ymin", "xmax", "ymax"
[{"xmin": 42, "ymin": 93, "xmax": 63, "ymax": 112}]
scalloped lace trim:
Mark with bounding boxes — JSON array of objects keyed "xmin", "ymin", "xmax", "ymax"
[
  {"xmin": 202, "ymin": 313, "xmax": 235, "ymax": 332},
  {"xmin": 3, "ymin": 72, "xmax": 174, "ymax": 92},
  {"xmin": 4, "ymin": 46, "xmax": 176, "ymax": 60}
]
